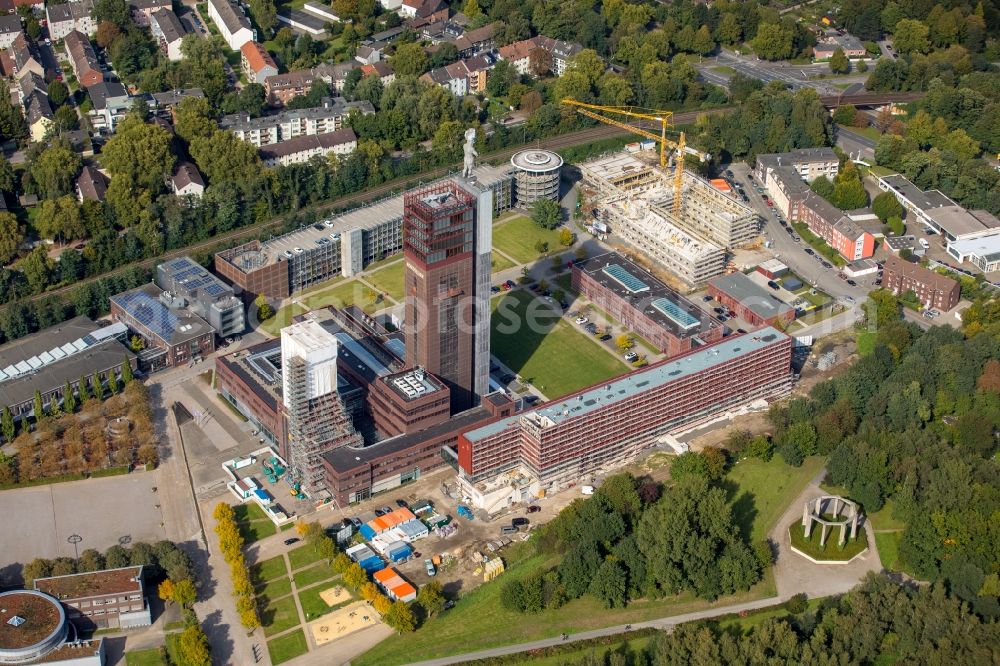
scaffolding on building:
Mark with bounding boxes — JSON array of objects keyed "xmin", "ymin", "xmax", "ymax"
[{"xmin": 283, "ymin": 355, "xmax": 362, "ymax": 495}]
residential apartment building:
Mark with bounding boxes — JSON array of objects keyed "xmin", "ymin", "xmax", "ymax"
[
  {"xmin": 64, "ymin": 31, "xmax": 103, "ymax": 88},
  {"xmin": 259, "ymin": 127, "xmax": 358, "ymax": 166},
  {"xmin": 571, "ymin": 252, "xmax": 723, "ymax": 357},
  {"xmin": 451, "ymin": 22, "xmax": 499, "ymax": 58},
  {"xmin": 265, "ymin": 69, "xmax": 314, "ymax": 105},
  {"xmin": 457, "ymin": 329, "xmax": 793, "ymax": 493},
  {"xmin": 46, "ymin": 0, "xmax": 96, "ymax": 40},
  {"xmin": 882, "ymin": 255, "xmax": 961, "ymax": 310},
  {"xmin": 241, "ymin": 41, "xmax": 278, "ymax": 84},
  {"xmin": 87, "ymin": 81, "xmax": 130, "ymax": 132},
  {"xmin": 813, "ymin": 31, "xmax": 867, "ymax": 60},
  {"xmin": 25, "ymin": 90, "xmax": 52, "ymax": 141},
  {"xmin": 221, "ymin": 98, "xmax": 373, "ymax": 147},
  {"xmin": 207, "ymin": 0, "xmax": 253, "ymax": 51},
  {"xmin": 149, "ymin": 8, "xmax": 186, "ymax": 61},
  {"xmin": 793, "ymin": 192, "xmax": 875, "ymax": 261},
  {"xmin": 755, "ymin": 147, "xmax": 839, "ymax": 185},
  {"xmin": 8, "ymin": 33, "xmax": 42, "ymax": 80},
  {"xmin": 33, "ymin": 566, "xmax": 151, "ymax": 631},
  {"xmin": 359, "ymin": 61, "xmax": 394, "ymax": 86},
  {"xmin": 421, "ymin": 52, "xmax": 495, "ymax": 96},
  {"xmin": 0, "ymin": 14, "xmax": 21, "ymax": 49},
  {"xmin": 129, "ymin": 0, "xmax": 172, "ymax": 26},
  {"xmin": 497, "ymin": 35, "xmax": 583, "ymax": 76}
]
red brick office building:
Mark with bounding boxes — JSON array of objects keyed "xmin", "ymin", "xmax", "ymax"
[{"xmin": 457, "ymin": 328, "xmax": 792, "ymax": 488}]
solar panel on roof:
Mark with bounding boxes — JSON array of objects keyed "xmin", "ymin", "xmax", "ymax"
[
  {"xmin": 602, "ymin": 264, "xmax": 649, "ymax": 293},
  {"xmin": 116, "ymin": 290, "xmax": 181, "ymax": 341},
  {"xmin": 204, "ymin": 283, "xmax": 227, "ymax": 297},
  {"xmin": 652, "ymin": 298, "xmax": 700, "ymax": 330}
]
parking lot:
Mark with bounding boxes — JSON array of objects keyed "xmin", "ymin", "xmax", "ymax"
[{"xmin": 0, "ymin": 471, "xmax": 167, "ymax": 585}]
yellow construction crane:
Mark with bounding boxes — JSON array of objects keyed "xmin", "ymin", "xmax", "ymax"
[{"xmin": 561, "ymin": 100, "xmax": 705, "ymax": 214}]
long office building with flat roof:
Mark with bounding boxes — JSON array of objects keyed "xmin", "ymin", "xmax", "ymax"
[
  {"xmin": 571, "ymin": 251, "xmax": 723, "ymax": 357},
  {"xmin": 457, "ymin": 328, "xmax": 792, "ymax": 494},
  {"xmin": 215, "ymin": 165, "xmax": 513, "ymax": 298}
]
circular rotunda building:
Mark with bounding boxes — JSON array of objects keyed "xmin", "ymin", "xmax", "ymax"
[
  {"xmin": 0, "ymin": 590, "xmax": 69, "ymax": 664},
  {"xmin": 510, "ymin": 149, "xmax": 563, "ymax": 207}
]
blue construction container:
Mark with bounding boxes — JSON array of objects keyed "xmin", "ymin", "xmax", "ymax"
[
  {"xmin": 359, "ymin": 524, "xmax": 377, "ymax": 541},
  {"xmin": 359, "ymin": 555, "xmax": 385, "ymax": 573},
  {"xmin": 387, "ymin": 543, "xmax": 413, "ymax": 562}
]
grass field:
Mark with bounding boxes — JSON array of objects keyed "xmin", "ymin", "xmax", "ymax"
[
  {"xmin": 712, "ymin": 65, "xmax": 736, "ymax": 74},
  {"xmin": 354, "ymin": 455, "xmax": 821, "ymax": 666},
  {"xmin": 856, "ymin": 330, "xmax": 877, "ymax": 356},
  {"xmin": 253, "ymin": 555, "xmax": 289, "ymax": 584},
  {"xmin": 300, "ymin": 280, "xmax": 381, "ymax": 313},
  {"xmin": 508, "ymin": 635, "xmax": 656, "ymax": 666},
  {"xmin": 262, "ymin": 595, "xmax": 301, "ymax": 637},
  {"xmin": 789, "ymin": 521, "xmax": 869, "ymax": 560},
  {"xmin": 293, "ymin": 563, "xmax": 336, "ymax": 589},
  {"xmin": 298, "ymin": 584, "xmax": 351, "ymax": 621},
  {"xmin": 494, "ymin": 216, "xmax": 566, "ymax": 265},
  {"xmin": 268, "ymin": 629, "xmax": 309, "ymax": 665},
  {"xmin": 725, "ymin": 456, "xmax": 826, "ymax": 543},
  {"xmin": 234, "ymin": 503, "xmax": 277, "ymax": 543},
  {"xmin": 257, "ymin": 577, "xmax": 293, "ymax": 605},
  {"xmin": 874, "ymin": 531, "xmax": 902, "ymax": 571},
  {"xmin": 492, "ymin": 252, "xmax": 516, "ymax": 273},
  {"xmin": 288, "ymin": 543, "xmax": 325, "ymax": 571},
  {"xmin": 125, "ymin": 648, "xmax": 166, "ymax": 666},
  {"xmin": 364, "ymin": 260, "xmax": 406, "ymax": 302},
  {"xmin": 491, "ymin": 290, "xmax": 626, "ymax": 398}
]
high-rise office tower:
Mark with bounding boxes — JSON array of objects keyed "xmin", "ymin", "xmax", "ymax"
[
  {"xmin": 281, "ymin": 319, "xmax": 361, "ymax": 495},
  {"xmin": 403, "ymin": 179, "xmax": 492, "ymax": 413}
]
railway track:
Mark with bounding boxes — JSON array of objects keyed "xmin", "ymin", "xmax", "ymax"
[{"xmin": 6, "ymin": 91, "xmax": 914, "ymax": 308}]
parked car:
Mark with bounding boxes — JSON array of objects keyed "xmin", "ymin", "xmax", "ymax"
[
  {"xmin": 374, "ymin": 508, "xmax": 386, "ymax": 517},
  {"xmin": 349, "ymin": 517, "xmax": 362, "ymax": 528},
  {"xmin": 821, "ymin": 261, "xmax": 833, "ymax": 269},
  {"xmin": 512, "ymin": 517, "xmax": 530, "ymax": 527},
  {"xmin": 702, "ymin": 295, "xmax": 713, "ymax": 302},
  {"xmin": 527, "ymin": 505, "xmax": 542, "ymax": 513},
  {"xmin": 804, "ymin": 248, "xmax": 815, "ymax": 255},
  {"xmin": 599, "ymin": 334, "xmax": 612, "ymax": 341},
  {"xmin": 380, "ymin": 506, "xmax": 393, "ymax": 515},
  {"xmin": 767, "ymin": 280, "xmax": 780, "ymax": 290},
  {"xmin": 624, "ymin": 351, "xmax": 638, "ymax": 362},
  {"xmin": 500, "ymin": 525, "xmax": 519, "ymax": 535},
  {"xmin": 283, "ymin": 538, "xmax": 300, "ymax": 546},
  {"xmin": 846, "ymin": 279, "xmax": 857, "ymax": 287},
  {"xmin": 395, "ymin": 498, "xmax": 408, "ymax": 508},
  {"xmin": 575, "ymin": 316, "xmax": 589, "ymax": 325},
  {"xmin": 425, "ymin": 559, "xmax": 436, "ymax": 576}
]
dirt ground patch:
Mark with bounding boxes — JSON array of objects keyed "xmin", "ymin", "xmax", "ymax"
[
  {"xmin": 308, "ymin": 600, "xmax": 381, "ymax": 646},
  {"xmin": 319, "ymin": 585, "xmax": 349, "ymax": 606}
]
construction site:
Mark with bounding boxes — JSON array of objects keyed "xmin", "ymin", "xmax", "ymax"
[{"xmin": 579, "ymin": 151, "xmax": 761, "ymax": 286}]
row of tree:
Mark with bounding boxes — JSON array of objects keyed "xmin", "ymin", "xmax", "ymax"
[{"xmin": 213, "ymin": 503, "xmax": 262, "ymax": 631}]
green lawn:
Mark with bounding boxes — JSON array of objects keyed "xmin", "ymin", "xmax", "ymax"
[
  {"xmin": 256, "ymin": 576, "xmax": 293, "ymax": 605},
  {"xmin": 293, "ymin": 562, "xmax": 336, "ymax": 589},
  {"xmin": 715, "ymin": 598, "xmax": 823, "ymax": 634},
  {"xmin": 711, "ymin": 65, "xmax": 736, "ymax": 74},
  {"xmin": 301, "ymin": 279, "xmax": 382, "ymax": 313},
  {"xmin": 494, "ymin": 216, "xmax": 567, "ymax": 265},
  {"xmin": 792, "ymin": 222, "xmax": 847, "ymax": 267},
  {"xmin": 298, "ymin": 584, "xmax": 350, "ymax": 622},
  {"xmin": 839, "ymin": 124, "xmax": 881, "ymax": 142},
  {"xmin": 725, "ymin": 456, "xmax": 826, "ymax": 543},
  {"xmin": 364, "ymin": 260, "xmax": 406, "ymax": 302},
  {"xmin": 288, "ymin": 543, "xmax": 325, "ymax": 571},
  {"xmin": 491, "ymin": 252, "xmax": 516, "ymax": 273},
  {"xmin": 491, "ymin": 290, "xmax": 627, "ymax": 398},
  {"xmin": 789, "ymin": 521, "xmax": 869, "ymax": 560},
  {"xmin": 874, "ymin": 531, "xmax": 902, "ymax": 571},
  {"xmin": 355, "ymin": 550, "xmax": 772, "ymax": 666},
  {"xmin": 262, "ymin": 595, "xmax": 301, "ymax": 637},
  {"xmin": 125, "ymin": 648, "xmax": 167, "ymax": 666},
  {"xmin": 164, "ymin": 633, "xmax": 184, "ymax": 666},
  {"xmin": 252, "ymin": 555, "xmax": 289, "ymax": 584},
  {"xmin": 260, "ymin": 303, "xmax": 308, "ymax": 337},
  {"xmin": 856, "ymin": 330, "xmax": 878, "ymax": 356},
  {"xmin": 267, "ymin": 629, "xmax": 309, "ymax": 665},
  {"xmin": 354, "ymin": 454, "xmax": 819, "ymax": 666},
  {"xmin": 234, "ymin": 503, "xmax": 278, "ymax": 543}
]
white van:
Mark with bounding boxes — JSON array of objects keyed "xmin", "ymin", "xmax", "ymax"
[{"xmin": 919, "ymin": 238, "xmax": 930, "ymax": 249}]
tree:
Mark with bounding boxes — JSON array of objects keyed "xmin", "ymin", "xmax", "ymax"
[
  {"xmin": 101, "ymin": 115, "xmax": 175, "ymax": 193},
  {"xmin": 864, "ymin": 289, "xmax": 902, "ymax": 329},
  {"xmin": 669, "ymin": 451, "xmax": 709, "ymax": 481},
  {"xmin": 530, "ymin": 198, "xmax": 561, "ymax": 229},
  {"xmin": 558, "ymin": 227, "xmax": 575, "ymax": 247},
  {"xmin": 872, "ymin": 191, "xmax": 903, "ymax": 222},
  {"xmin": 893, "ymin": 19, "xmax": 930, "ymax": 55},
  {"xmin": 189, "ymin": 130, "xmax": 262, "ymax": 185},
  {"xmin": 1, "ymin": 406, "xmax": 14, "ymax": 443},
  {"xmin": 0, "ymin": 211, "xmax": 23, "ymax": 265},
  {"xmin": 616, "ymin": 334, "xmax": 634, "ymax": 352},
  {"xmin": 692, "ymin": 25, "xmax": 716, "ymax": 56},
  {"xmin": 715, "ymin": 13, "xmax": 741, "ymax": 45},
  {"xmin": 416, "ymin": 580, "xmax": 445, "ymax": 616},
  {"xmin": 485, "ymin": 59, "xmax": 516, "ymax": 98},
  {"xmin": 391, "ymin": 43, "xmax": 428, "ymax": 78},
  {"xmin": 384, "ymin": 601, "xmax": 416, "ymax": 632},
  {"xmin": 751, "ymin": 23, "xmax": 793, "ymax": 61},
  {"xmin": 96, "ymin": 21, "xmax": 121, "ymax": 49},
  {"xmin": 178, "ymin": 623, "xmax": 212, "ymax": 666},
  {"xmin": 62, "ymin": 380, "xmax": 76, "ymax": 414},
  {"xmin": 174, "ymin": 97, "xmax": 216, "ymax": 143},
  {"xmin": 255, "ymin": 293, "xmax": 273, "ymax": 321},
  {"xmin": 48, "ymin": 80, "xmax": 69, "ymax": 107},
  {"xmin": 22, "ymin": 558, "xmax": 52, "ymax": 587},
  {"xmin": 93, "ymin": 0, "xmax": 130, "ymax": 30},
  {"xmin": 528, "ymin": 48, "xmax": 552, "ymax": 77},
  {"xmin": 463, "ymin": 0, "xmax": 481, "ymax": 18},
  {"xmin": 158, "ymin": 578, "xmax": 176, "ymax": 603},
  {"xmin": 107, "ymin": 371, "xmax": 120, "ymax": 395},
  {"xmin": 28, "ymin": 141, "xmax": 82, "ymax": 199},
  {"xmin": 173, "ymin": 579, "xmax": 197, "ymax": 608},
  {"xmin": 829, "ymin": 48, "xmax": 850, "ymax": 74},
  {"xmin": 34, "ymin": 196, "xmax": 85, "ymax": 244},
  {"xmin": 589, "ymin": 559, "xmax": 628, "ymax": 608},
  {"xmin": 121, "ymin": 358, "xmax": 134, "ymax": 384},
  {"xmin": 33, "ymin": 389, "xmax": 44, "ymax": 421},
  {"xmin": 248, "ymin": 0, "xmax": 277, "ymax": 34}
]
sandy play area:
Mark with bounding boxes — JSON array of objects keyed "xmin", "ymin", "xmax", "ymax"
[
  {"xmin": 309, "ymin": 600, "xmax": 380, "ymax": 646},
  {"xmin": 319, "ymin": 585, "xmax": 349, "ymax": 606}
]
